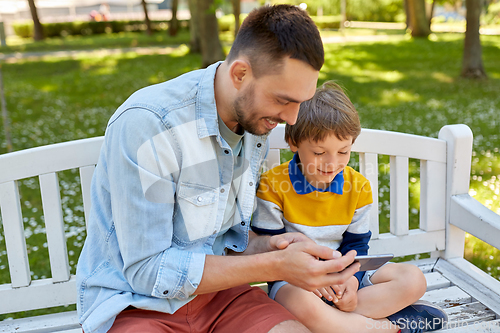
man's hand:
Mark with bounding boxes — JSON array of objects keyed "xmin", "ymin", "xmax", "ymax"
[
  {"xmin": 268, "ymin": 232, "xmax": 315, "ymax": 251},
  {"xmin": 275, "ymin": 246, "xmax": 359, "ymax": 292}
]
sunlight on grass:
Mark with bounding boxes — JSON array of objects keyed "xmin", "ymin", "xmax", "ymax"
[
  {"xmin": 379, "ymin": 89, "xmax": 419, "ymax": 104},
  {"xmin": 431, "ymin": 72, "xmax": 454, "ymax": 83}
]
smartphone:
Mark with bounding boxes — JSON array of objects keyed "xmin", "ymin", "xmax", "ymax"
[{"xmin": 354, "ymin": 254, "xmax": 394, "ymax": 271}]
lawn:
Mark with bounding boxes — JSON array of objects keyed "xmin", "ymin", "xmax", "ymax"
[{"xmin": 0, "ymin": 30, "xmax": 499, "ymax": 319}]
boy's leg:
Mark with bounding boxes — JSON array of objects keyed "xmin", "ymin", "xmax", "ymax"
[
  {"xmin": 355, "ymin": 263, "xmax": 427, "ymax": 319},
  {"xmin": 274, "ymin": 283, "xmax": 400, "ymax": 333}
]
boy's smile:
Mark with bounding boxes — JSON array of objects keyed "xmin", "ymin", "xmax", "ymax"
[{"xmin": 289, "ymin": 134, "xmax": 353, "ymax": 190}]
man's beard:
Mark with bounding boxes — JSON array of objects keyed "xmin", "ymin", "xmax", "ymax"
[{"xmin": 233, "ymin": 83, "xmax": 280, "ymax": 136}]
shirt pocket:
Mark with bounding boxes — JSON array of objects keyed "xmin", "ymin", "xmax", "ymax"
[{"xmin": 175, "ymin": 182, "xmax": 218, "ymax": 242}]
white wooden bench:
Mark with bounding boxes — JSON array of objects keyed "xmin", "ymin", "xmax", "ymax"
[{"xmin": 1, "ymin": 124, "xmax": 499, "ymax": 332}]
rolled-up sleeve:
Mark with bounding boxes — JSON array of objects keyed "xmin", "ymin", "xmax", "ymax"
[{"xmin": 105, "ymin": 108, "xmax": 206, "ymax": 300}]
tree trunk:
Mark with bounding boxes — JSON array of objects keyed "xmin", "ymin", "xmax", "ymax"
[
  {"xmin": 407, "ymin": 0, "xmax": 431, "ymax": 37},
  {"xmin": 232, "ymin": 0, "xmax": 240, "ymax": 38},
  {"xmin": 197, "ymin": 0, "xmax": 224, "ymax": 67},
  {"xmin": 0, "ymin": 64, "xmax": 13, "ymax": 152},
  {"xmin": 426, "ymin": 0, "xmax": 436, "ymax": 30},
  {"xmin": 27, "ymin": 0, "xmax": 44, "ymax": 41},
  {"xmin": 141, "ymin": 0, "xmax": 152, "ymax": 36},
  {"xmin": 404, "ymin": 0, "xmax": 411, "ymax": 30},
  {"xmin": 188, "ymin": 0, "xmax": 201, "ymax": 53},
  {"xmin": 169, "ymin": 0, "xmax": 179, "ymax": 36},
  {"xmin": 461, "ymin": 0, "xmax": 487, "ymax": 79}
]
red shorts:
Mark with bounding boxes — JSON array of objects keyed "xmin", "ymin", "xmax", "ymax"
[{"xmin": 108, "ymin": 284, "xmax": 297, "ymax": 333}]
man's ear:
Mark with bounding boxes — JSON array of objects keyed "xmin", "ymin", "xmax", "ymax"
[{"xmin": 229, "ymin": 60, "xmax": 252, "ymax": 90}]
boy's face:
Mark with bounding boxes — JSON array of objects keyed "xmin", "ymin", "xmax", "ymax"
[{"xmin": 289, "ymin": 134, "xmax": 353, "ymax": 190}]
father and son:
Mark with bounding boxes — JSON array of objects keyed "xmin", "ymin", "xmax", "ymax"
[{"xmin": 76, "ymin": 4, "xmax": 449, "ymax": 333}]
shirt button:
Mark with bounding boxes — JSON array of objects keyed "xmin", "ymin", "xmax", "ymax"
[
  {"xmin": 240, "ymin": 221, "xmax": 245, "ymax": 226},
  {"xmin": 220, "ymin": 188, "xmax": 225, "ymax": 193},
  {"xmin": 224, "ymin": 149, "xmax": 230, "ymax": 154},
  {"xmin": 163, "ymin": 290, "xmax": 168, "ymax": 295},
  {"xmin": 249, "ymin": 182, "xmax": 253, "ymax": 186},
  {"xmin": 197, "ymin": 196, "xmax": 203, "ymax": 202},
  {"xmin": 257, "ymin": 143, "xmax": 262, "ymax": 148}
]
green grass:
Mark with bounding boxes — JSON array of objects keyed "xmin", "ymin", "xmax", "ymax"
[{"xmin": 0, "ymin": 30, "xmax": 499, "ymax": 320}]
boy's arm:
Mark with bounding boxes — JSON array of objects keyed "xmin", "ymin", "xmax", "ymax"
[{"xmin": 337, "ymin": 205, "xmax": 372, "ymax": 284}]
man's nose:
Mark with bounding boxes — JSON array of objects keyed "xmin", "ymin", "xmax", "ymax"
[{"xmin": 279, "ymin": 103, "xmax": 301, "ymax": 125}]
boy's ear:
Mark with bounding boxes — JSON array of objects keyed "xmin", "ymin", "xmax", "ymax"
[
  {"xmin": 287, "ymin": 138, "xmax": 298, "ymax": 153},
  {"xmin": 229, "ymin": 60, "xmax": 252, "ymax": 90}
]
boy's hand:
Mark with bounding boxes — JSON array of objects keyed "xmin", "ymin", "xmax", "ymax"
[{"xmin": 332, "ymin": 276, "xmax": 359, "ymax": 312}]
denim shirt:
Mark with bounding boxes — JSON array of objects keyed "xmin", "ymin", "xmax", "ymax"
[{"xmin": 76, "ymin": 62, "xmax": 270, "ymax": 333}]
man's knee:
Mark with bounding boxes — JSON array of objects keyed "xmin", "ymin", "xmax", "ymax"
[{"xmin": 268, "ymin": 319, "xmax": 311, "ymax": 333}]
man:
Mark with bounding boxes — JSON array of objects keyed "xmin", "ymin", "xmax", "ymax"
[{"xmin": 76, "ymin": 5, "xmax": 359, "ymax": 333}]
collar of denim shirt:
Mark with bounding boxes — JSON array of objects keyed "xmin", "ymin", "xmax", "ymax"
[
  {"xmin": 288, "ymin": 153, "xmax": 344, "ymax": 195},
  {"xmin": 195, "ymin": 61, "xmax": 224, "ymax": 139}
]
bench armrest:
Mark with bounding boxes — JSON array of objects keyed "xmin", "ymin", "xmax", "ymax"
[{"xmin": 450, "ymin": 193, "xmax": 500, "ymax": 249}]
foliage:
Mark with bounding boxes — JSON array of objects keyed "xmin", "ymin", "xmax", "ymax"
[
  {"xmin": 12, "ymin": 19, "xmax": 190, "ymax": 39},
  {"xmin": 345, "ymin": 0, "xmax": 405, "ymax": 22},
  {"xmin": 484, "ymin": 1, "xmax": 500, "ymax": 24}
]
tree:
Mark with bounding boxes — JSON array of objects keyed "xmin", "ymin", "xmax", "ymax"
[
  {"xmin": 407, "ymin": 0, "xmax": 431, "ymax": 37},
  {"xmin": 461, "ymin": 0, "xmax": 487, "ymax": 78},
  {"xmin": 141, "ymin": 0, "xmax": 153, "ymax": 35},
  {"xmin": 27, "ymin": 0, "xmax": 44, "ymax": 41},
  {"xmin": 232, "ymin": 0, "xmax": 241, "ymax": 38},
  {"xmin": 188, "ymin": 0, "xmax": 201, "ymax": 53},
  {"xmin": 169, "ymin": 0, "xmax": 179, "ymax": 36},
  {"xmin": 190, "ymin": 0, "xmax": 224, "ymax": 67}
]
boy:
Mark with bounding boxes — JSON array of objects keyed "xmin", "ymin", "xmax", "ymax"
[{"xmin": 251, "ymin": 81, "xmax": 448, "ymax": 333}]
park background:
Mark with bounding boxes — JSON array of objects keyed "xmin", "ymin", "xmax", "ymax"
[{"xmin": 0, "ymin": 0, "xmax": 499, "ymax": 321}]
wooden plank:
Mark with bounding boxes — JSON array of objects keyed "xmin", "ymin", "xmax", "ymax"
[
  {"xmin": 441, "ymin": 319, "xmax": 500, "ymax": 332},
  {"xmin": 0, "ymin": 277, "xmax": 76, "ymax": 314},
  {"xmin": 39, "ymin": 173, "xmax": 70, "ymax": 283},
  {"xmin": 0, "ymin": 311, "xmax": 79, "ymax": 333},
  {"xmin": 80, "ymin": 165, "xmax": 95, "ymax": 229},
  {"xmin": 359, "ymin": 152, "xmax": 379, "ymax": 239},
  {"xmin": 420, "ymin": 160, "xmax": 446, "ymax": 232},
  {"xmin": 420, "ymin": 285, "xmax": 472, "ymax": 308},
  {"xmin": 0, "ymin": 180, "xmax": 31, "ymax": 288},
  {"xmin": 435, "ymin": 258, "xmax": 500, "ymax": 315},
  {"xmin": 0, "ymin": 136, "xmax": 103, "ymax": 183},
  {"xmin": 425, "ymin": 272, "xmax": 452, "ymax": 291},
  {"xmin": 390, "ymin": 156, "xmax": 409, "ymax": 236},
  {"xmin": 267, "ymin": 124, "xmax": 447, "ymax": 162},
  {"xmin": 369, "ymin": 230, "xmax": 445, "ymax": 257},
  {"xmin": 445, "ymin": 302, "xmax": 496, "ymax": 326},
  {"xmin": 450, "ymin": 194, "xmax": 500, "ymax": 250},
  {"xmin": 405, "ymin": 258, "xmax": 439, "ymax": 274}
]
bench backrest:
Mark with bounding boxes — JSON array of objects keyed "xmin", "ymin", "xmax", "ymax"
[{"xmin": 0, "ymin": 124, "xmax": 473, "ymax": 316}]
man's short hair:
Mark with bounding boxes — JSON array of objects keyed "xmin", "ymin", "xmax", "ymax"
[
  {"xmin": 226, "ymin": 4, "xmax": 324, "ymax": 78},
  {"xmin": 285, "ymin": 81, "xmax": 361, "ymax": 147}
]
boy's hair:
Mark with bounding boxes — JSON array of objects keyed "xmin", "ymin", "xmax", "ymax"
[
  {"xmin": 226, "ymin": 5, "xmax": 324, "ymax": 78},
  {"xmin": 285, "ymin": 81, "xmax": 361, "ymax": 147}
]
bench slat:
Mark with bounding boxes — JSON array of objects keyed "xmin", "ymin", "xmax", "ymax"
[
  {"xmin": 390, "ymin": 156, "xmax": 409, "ymax": 236},
  {"xmin": 80, "ymin": 165, "xmax": 96, "ymax": 229},
  {"xmin": 420, "ymin": 160, "xmax": 446, "ymax": 232},
  {"xmin": 0, "ymin": 277, "xmax": 77, "ymax": 314},
  {"xmin": 40, "ymin": 172, "xmax": 70, "ymax": 283},
  {"xmin": 0, "ymin": 310, "xmax": 79, "ymax": 333},
  {"xmin": 369, "ymin": 229, "xmax": 445, "ymax": 257},
  {"xmin": 0, "ymin": 137, "xmax": 103, "ymax": 184},
  {"xmin": 359, "ymin": 152, "xmax": 379, "ymax": 239},
  {"xmin": 425, "ymin": 272, "xmax": 452, "ymax": 291},
  {"xmin": 0, "ymin": 180, "xmax": 31, "ymax": 288}
]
